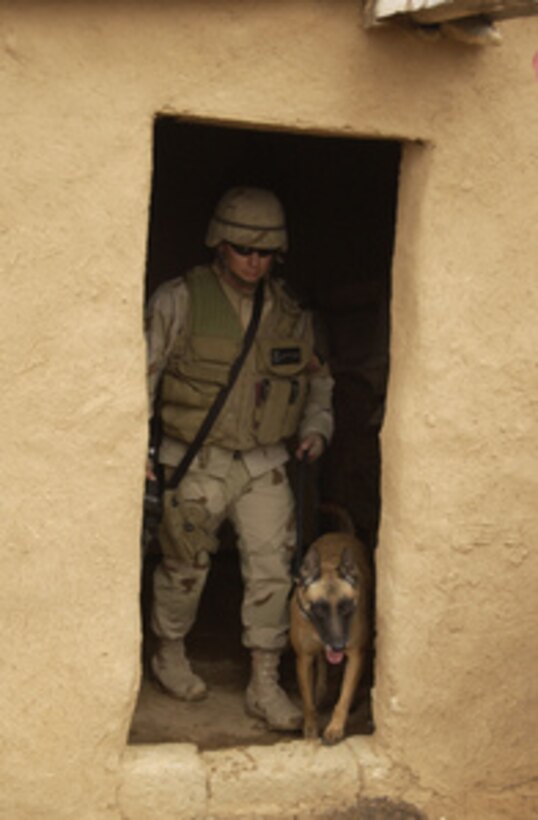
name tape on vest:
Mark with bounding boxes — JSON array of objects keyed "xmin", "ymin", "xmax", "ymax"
[{"xmin": 271, "ymin": 346, "xmax": 302, "ymax": 366}]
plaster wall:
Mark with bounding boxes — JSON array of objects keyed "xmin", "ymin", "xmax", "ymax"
[{"xmin": 1, "ymin": 1, "xmax": 537, "ymax": 818}]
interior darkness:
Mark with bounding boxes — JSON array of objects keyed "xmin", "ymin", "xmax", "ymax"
[{"xmin": 134, "ymin": 117, "xmax": 401, "ymax": 749}]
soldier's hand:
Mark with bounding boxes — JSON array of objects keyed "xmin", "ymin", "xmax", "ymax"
[{"xmin": 295, "ymin": 433, "xmax": 325, "ymax": 463}]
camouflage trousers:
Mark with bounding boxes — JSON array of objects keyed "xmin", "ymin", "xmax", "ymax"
[{"xmin": 152, "ymin": 458, "xmax": 297, "ymax": 651}]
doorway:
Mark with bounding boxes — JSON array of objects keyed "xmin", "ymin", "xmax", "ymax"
[{"xmin": 130, "ymin": 116, "xmax": 401, "ymax": 749}]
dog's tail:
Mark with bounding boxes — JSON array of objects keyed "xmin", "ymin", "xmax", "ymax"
[{"xmin": 320, "ymin": 502, "xmax": 355, "ymax": 535}]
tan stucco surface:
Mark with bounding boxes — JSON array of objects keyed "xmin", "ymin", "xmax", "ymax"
[{"xmin": 1, "ymin": 1, "xmax": 537, "ymax": 818}]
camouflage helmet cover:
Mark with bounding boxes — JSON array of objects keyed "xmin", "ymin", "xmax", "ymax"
[{"xmin": 205, "ymin": 186, "xmax": 288, "ymax": 252}]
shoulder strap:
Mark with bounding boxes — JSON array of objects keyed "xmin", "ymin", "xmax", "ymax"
[{"xmin": 165, "ymin": 278, "xmax": 265, "ymax": 491}]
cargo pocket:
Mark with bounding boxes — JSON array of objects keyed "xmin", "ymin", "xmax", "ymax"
[
  {"xmin": 254, "ymin": 339, "xmax": 310, "ymax": 445},
  {"xmin": 161, "ymin": 491, "xmax": 218, "ymax": 566}
]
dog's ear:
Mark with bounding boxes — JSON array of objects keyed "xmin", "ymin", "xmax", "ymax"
[
  {"xmin": 338, "ymin": 547, "xmax": 359, "ymax": 586},
  {"xmin": 299, "ymin": 546, "xmax": 321, "ymax": 587}
]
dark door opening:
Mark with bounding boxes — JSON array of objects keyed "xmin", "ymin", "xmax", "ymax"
[{"xmin": 131, "ymin": 116, "xmax": 401, "ymax": 750}]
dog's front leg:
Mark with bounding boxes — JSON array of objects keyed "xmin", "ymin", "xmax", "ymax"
[
  {"xmin": 296, "ymin": 653, "xmax": 318, "ymax": 739},
  {"xmin": 323, "ymin": 650, "xmax": 363, "ymax": 745},
  {"xmin": 314, "ymin": 654, "xmax": 327, "ymax": 707}
]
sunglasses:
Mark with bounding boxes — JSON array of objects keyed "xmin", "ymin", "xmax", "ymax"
[{"xmin": 227, "ymin": 242, "xmax": 277, "ymax": 258}]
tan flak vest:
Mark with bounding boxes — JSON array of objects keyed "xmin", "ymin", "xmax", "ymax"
[{"xmin": 160, "ymin": 265, "xmax": 314, "ymax": 451}]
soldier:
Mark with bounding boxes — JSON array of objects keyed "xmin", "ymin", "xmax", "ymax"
[{"xmin": 145, "ymin": 186, "xmax": 334, "ymax": 731}]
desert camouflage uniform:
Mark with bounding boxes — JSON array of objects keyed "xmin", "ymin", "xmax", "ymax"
[{"xmin": 146, "ymin": 265, "xmax": 334, "ymax": 651}]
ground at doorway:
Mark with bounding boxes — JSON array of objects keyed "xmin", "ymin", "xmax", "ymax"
[{"xmin": 129, "ymin": 648, "xmax": 372, "ymax": 750}]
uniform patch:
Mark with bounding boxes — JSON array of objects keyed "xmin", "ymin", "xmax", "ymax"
[{"xmin": 271, "ymin": 346, "xmax": 301, "ymax": 366}]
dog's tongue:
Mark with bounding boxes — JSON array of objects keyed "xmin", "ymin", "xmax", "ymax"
[{"xmin": 325, "ymin": 647, "xmax": 344, "ymax": 665}]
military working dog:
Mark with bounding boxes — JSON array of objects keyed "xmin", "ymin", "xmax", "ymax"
[{"xmin": 290, "ymin": 506, "xmax": 371, "ymax": 744}]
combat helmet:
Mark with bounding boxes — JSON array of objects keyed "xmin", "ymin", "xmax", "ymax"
[{"xmin": 205, "ymin": 187, "xmax": 288, "ymax": 252}]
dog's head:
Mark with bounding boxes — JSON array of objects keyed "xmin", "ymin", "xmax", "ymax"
[{"xmin": 296, "ymin": 542, "xmax": 362, "ymax": 665}]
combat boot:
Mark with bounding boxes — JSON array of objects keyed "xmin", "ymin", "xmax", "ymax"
[
  {"xmin": 245, "ymin": 649, "xmax": 302, "ymax": 731},
  {"xmin": 151, "ymin": 638, "xmax": 207, "ymax": 701}
]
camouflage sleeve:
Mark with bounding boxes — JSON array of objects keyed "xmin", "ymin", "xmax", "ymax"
[
  {"xmin": 298, "ymin": 312, "xmax": 335, "ymax": 444},
  {"xmin": 299, "ymin": 371, "xmax": 335, "ymax": 444},
  {"xmin": 145, "ymin": 277, "xmax": 190, "ymax": 414}
]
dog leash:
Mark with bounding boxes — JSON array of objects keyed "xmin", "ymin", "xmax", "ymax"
[{"xmin": 291, "ymin": 454, "xmax": 307, "ymax": 580}]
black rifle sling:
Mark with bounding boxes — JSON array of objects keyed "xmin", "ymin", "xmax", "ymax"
[{"xmin": 165, "ymin": 278, "xmax": 265, "ymax": 492}]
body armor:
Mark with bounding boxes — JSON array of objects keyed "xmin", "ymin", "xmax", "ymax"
[{"xmin": 160, "ymin": 266, "xmax": 313, "ymax": 451}]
